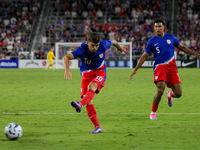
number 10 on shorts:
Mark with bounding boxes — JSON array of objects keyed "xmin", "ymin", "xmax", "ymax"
[{"xmin": 95, "ymin": 76, "xmax": 103, "ymax": 82}]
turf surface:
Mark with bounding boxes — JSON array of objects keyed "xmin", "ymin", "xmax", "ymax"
[{"xmin": 0, "ymin": 68, "xmax": 200, "ymax": 150}]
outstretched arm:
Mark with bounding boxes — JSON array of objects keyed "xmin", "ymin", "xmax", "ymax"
[
  {"xmin": 110, "ymin": 39, "xmax": 126, "ymax": 52},
  {"xmin": 129, "ymin": 52, "xmax": 149, "ymax": 80},
  {"xmin": 178, "ymin": 43, "xmax": 200, "ymax": 58},
  {"xmin": 62, "ymin": 53, "xmax": 74, "ymax": 80}
]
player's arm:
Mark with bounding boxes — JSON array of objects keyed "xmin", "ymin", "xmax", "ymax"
[
  {"xmin": 47, "ymin": 52, "xmax": 49, "ymax": 59},
  {"xmin": 178, "ymin": 43, "xmax": 200, "ymax": 58},
  {"xmin": 129, "ymin": 52, "xmax": 149, "ymax": 80},
  {"xmin": 62, "ymin": 53, "xmax": 74, "ymax": 80},
  {"xmin": 110, "ymin": 39, "xmax": 126, "ymax": 52},
  {"xmin": 53, "ymin": 54, "xmax": 56, "ymax": 59}
]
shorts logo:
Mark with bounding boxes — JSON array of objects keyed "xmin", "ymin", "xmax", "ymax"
[
  {"xmin": 99, "ymin": 53, "xmax": 103, "ymax": 58},
  {"xmin": 155, "ymin": 76, "xmax": 158, "ymax": 80},
  {"xmin": 167, "ymin": 40, "xmax": 171, "ymax": 44}
]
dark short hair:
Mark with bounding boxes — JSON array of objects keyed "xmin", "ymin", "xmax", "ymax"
[
  {"xmin": 154, "ymin": 18, "xmax": 165, "ymax": 26},
  {"xmin": 87, "ymin": 32, "xmax": 101, "ymax": 43}
]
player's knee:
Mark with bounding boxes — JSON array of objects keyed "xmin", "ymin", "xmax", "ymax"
[
  {"xmin": 175, "ymin": 91, "xmax": 182, "ymax": 98},
  {"xmin": 88, "ymin": 82, "xmax": 98, "ymax": 91},
  {"xmin": 157, "ymin": 88, "xmax": 164, "ymax": 96},
  {"xmin": 86, "ymin": 100, "xmax": 93, "ymax": 105}
]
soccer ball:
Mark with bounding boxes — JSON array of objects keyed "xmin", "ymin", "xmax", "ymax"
[{"xmin": 4, "ymin": 123, "xmax": 23, "ymax": 140}]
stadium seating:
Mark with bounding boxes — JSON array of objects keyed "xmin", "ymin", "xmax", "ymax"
[
  {"xmin": 0, "ymin": 0, "xmax": 199, "ymax": 60},
  {"xmin": 0, "ymin": 0, "xmax": 42, "ymax": 59}
]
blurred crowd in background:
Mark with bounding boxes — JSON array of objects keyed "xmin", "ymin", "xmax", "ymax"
[{"xmin": 0, "ymin": 0, "xmax": 199, "ymax": 60}]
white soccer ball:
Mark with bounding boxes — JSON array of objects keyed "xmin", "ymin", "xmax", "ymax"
[{"xmin": 4, "ymin": 123, "xmax": 23, "ymax": 140}]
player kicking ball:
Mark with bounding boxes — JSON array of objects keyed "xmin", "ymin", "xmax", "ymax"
[
  {"xmin": 63, "ymin": 32, "xmax": 126, "ymax": 133},
  {"xmin": 129, "ymin": 18, "xmax": 200, "ymax": 120}
]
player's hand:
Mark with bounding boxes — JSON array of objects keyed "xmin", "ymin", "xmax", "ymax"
[
  {"xmin": 129, "ymin": 70, "xmax": 137, "ymax": 80},
  {"xmin": 64, "ymin": 71, "xmax": 72, "ymax": 80},
  {"xmin": 195, "ymin": 53, "xmax": 200, "ymax": 58},
  {"xmin": 117, "ymin": 45, "xmax": 126, "ymax": 52}
]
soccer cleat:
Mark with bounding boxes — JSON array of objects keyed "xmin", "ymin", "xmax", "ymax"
[
  {"xmin": 166, "ymin": 90, "xmax": 173, "ymax": 107},
  {"xmin": 149, "ymin": 114, "xmax": 157, "ymax": 120},
  {"xmin": 71, "ymin": 101, "xmax": 82, "ymax": 113},
  {"xmin": 91, "ymin": 127, "xmax": 103, "ymax": 134}
]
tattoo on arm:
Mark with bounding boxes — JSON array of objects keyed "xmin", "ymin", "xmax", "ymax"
[
  {"xmin": 111, "ymin": 39, "xmax": 121, "ymax": 51},
  {"xmin": 112, "ymin": 43, "xmax": 121, "ymax": 51}
]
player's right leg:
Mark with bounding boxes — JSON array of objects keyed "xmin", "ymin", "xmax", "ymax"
[
  {"xmin": 45, "ymin": 64, "xmax": 50, "ymax": 71},
  {"xmin": 150, "ymin": 81, "xmax": 166, "ymax": 120},
  {"xmin": 79, "ymin": 82, "xmax": 97, "ymax": 106},
  {"xmin": 70, "ymin": 101, "xmax": 82, "ymax": 112},
  {"xmin": 70, "ymin": 76, "xmax": 91, "ymax": 113}
]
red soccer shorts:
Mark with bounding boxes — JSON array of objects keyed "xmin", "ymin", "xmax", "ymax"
[
  {"xmin": 154, "ymin": 65, "xmax": 181, "ymax": 88},
  {"xmin": 81, "ymin": 69, "xmax": 106, "ymax": 98}
]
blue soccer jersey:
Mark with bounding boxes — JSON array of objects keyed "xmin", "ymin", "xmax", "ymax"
[
  {"xmin": 72, "ymin": 40, "xmax": 112, "ymax": 74},
  {"xmin": 145, "ymin": 33, "xmax": 180, "ymax": 70}
]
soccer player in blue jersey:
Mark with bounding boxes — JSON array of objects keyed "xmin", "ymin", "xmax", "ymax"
[
  {"xmin": 130, "ymin": 18, "xmax": 200, "ymax": 120},
  {"xmin": 63, "ymin": 32, "xmax": 126, "ymax": 133}
]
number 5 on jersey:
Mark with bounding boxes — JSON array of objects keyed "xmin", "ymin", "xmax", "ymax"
[{"xmin": 156, "ymin": 47, "xmax": 160, "ymax": 53}]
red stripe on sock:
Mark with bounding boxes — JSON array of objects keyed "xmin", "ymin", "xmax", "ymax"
[
  {"xmin": 152, "ymin": 103, "xmax": 158, "ymax": 112},
  {"xmin": 86, "ymin": 104, "xmax": 100, "ymax": 127},
  {"xmin": 80, "ymin": 89, "xmax": 95, "ymax": 106}
]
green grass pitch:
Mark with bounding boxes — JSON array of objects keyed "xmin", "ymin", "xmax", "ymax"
[{"xmin": 0, "ymin": 68, "xmax": 200, "ymax": 150}]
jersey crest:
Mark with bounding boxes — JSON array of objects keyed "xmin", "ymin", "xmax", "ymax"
[
  {"xmin": 99, "ymin": 53, "xmax": 103, "ymax": 58},
  {"xmin": 167, "ymin": 39, "xmax": 171, "ymax": 44}
]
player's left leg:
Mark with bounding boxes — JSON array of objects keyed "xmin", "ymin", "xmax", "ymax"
[
  {"xmin": 51, "ymin": 64, "xmax": 56, "ymax": 72},
  {"xmin": 166, "ymin": 83, "xmax": 182, "ymax": 107},
  {"xmin": 170, "ymin": 83, "xmax": 182, "ymax": 98},
  {"xmin": 166, "ymin": 72, "xmax": 182, "ymax": 107},
  {"xmin": 86, "ymin": 100, "xmax": 103, "ymax": 134}
]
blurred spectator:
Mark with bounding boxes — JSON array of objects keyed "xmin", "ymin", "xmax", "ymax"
[
  {"xmin": 58, "ymin": 17, "xmax": 63, "ymax": 28},
  {"xmin": 96, "ymin": 9, "xmax": 103, "ymax": 20},
  {"xmin": 27, "ymin": 51, "xmax": 33, "ymax": 59},
  {"xmin": 91, "ymin": 9, "xmax": 97, "ymax": 17},
  {"xmin": 19, "ymin": 53, "xmax": 26, "ymax": 59},
  {"xmin": 34, "ymin": 49, "xmax": 40, "ymax": 59},
  {"xmin": 82, "ymin": 10, "xmax": 88, "ymax": 19},
  {"xmin": 40, "ymin": 50, "xmax": 45, "ymax": 59},
  {"xmin": 16, "ymin": 44, "xmax": 24, "ymax": 53},
  {"xmin": 7, "ymin": 37, "xmax": 14, "ymax": 52},
  {"xmin": 59, "ymin": 48, "xmax": 64, "ymax": 59},
  {"xmin": 71, "ymin": 9, "xmax": 77, "ymax": 18},
  {"xmin": 10, "ymin": 50, "xmax": 17, "ymax": 60},
  {"xmin": 64, "ymin": 9, "xmax": 71, "ymax": 19},
  {"xmin": 1, "ymin": 53, "xmax": 6, "ymax": 60},
  {"xmin": 42, "ymin": 34, "xmax": 47, "ymax": 43}
]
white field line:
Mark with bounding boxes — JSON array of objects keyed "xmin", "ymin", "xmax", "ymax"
[{"xmin": 2, "ymin": 112, "xmax": 200, "ymax": 115}]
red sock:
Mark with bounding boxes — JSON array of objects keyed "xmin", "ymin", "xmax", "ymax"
[
  {"xmin": 170, "ymin": 91, "xmax": 174, "ymax": 97},
  {"xmin": 86, "ymin": 104, "xmax": 100, "ymax": 127},
  {"xmin": 80, "ymin": 89, "xmax": 95, "ymax": 106},
  {"xmin": 152, "ymin": 103, "xmax": 158, "ymax": 112}
]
